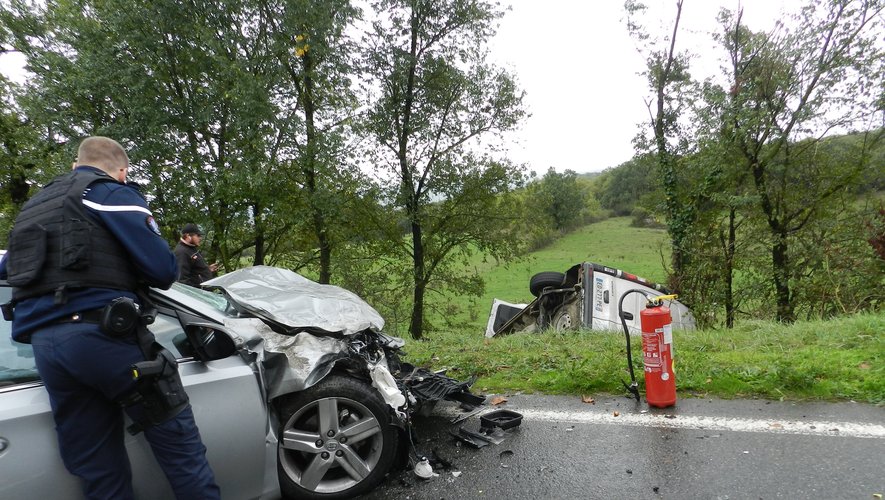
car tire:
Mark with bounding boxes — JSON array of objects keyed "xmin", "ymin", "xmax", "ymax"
[
  {"xmin": 529, "ymin": 271, "xmax": 565, "ymax": 297},
  {"xmin": 277, "ymin": 374, "xmax": 399, "ymax": 500},
  {"xmin": 552, "ymin": 308, "xmax": 573, "ymax": 330}
]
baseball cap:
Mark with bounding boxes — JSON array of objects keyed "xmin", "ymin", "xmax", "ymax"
[{"xmin": 181, "ymin": 223, "xmax": 203, "ymax": 236}]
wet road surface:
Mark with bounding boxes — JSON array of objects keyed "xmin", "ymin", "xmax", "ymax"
[{"xmin": 360, "ymin": 394, "xmax": 884, "ymax": 500}]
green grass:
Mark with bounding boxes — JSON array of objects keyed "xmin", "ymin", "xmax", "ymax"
[
  {"xmin": 414, "ymin": 217, "xmax": 883, "ymax": 404},
  {"xmin": 401, "ymin": 312, "xmax": 885, "ymax": 404},
  {"xmin": 435, "ymin": 217, "xmax": 671, "ymax": 329}
]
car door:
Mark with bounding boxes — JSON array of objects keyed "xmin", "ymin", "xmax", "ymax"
[
  {"xmin": 0, "ymin": 285, "xmax": 80, "ymax": 499},
  {"xmin": 128, "ymin": 304, "xmax": 271, "ymax": 499},
  {"xmin": 0, "ymin": 284, "xmax": 272, "ymax": 499}
]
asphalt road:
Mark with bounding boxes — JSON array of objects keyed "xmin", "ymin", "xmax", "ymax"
[{"xmin": 360, "ymin": 394, "xmax": 885, "ymax": 500}]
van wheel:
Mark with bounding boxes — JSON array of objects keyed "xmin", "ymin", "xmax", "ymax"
[
  {"xmin": 277, "ymin": 375, "xmax": 399, "ymax": 499},
  {"xmin": 529, "ymin": 272, "xmax": 565, "ymax": 297},
  {"xmin": 552, "ymin": 309, "xmax": 573, "ymax": 330}
]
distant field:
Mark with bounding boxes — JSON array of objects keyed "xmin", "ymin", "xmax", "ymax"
[{"xmin": 432, "ymin": 217, "xmax": 671, "ymax": 331}]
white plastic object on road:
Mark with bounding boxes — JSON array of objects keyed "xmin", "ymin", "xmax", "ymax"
[
  {"xmin": 370, "ymin": 363, "xmax": 406, "ymax": 409},
  {"xmin": 414, "ymin": 458, "xmax": 436, "ymax": 479}
]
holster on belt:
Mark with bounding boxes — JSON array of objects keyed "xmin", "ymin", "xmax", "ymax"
[
  {"xmin": 99, "ymin": 297, "xmax": 140, "ymax": 337},
  {"xmin": 115, "ymin": 290, "xmax": 189, "ymax": 435}
]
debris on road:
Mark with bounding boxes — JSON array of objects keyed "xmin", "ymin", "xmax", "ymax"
[
  {"xmin": 414, "ymin": 458, "xmax": 437, "ymax": 479},
  {"xmin": 489, "ymin": 395, "xmax": 508, "ymax": 405},
  {"xmin": 448, "ymin": 408, "xmax": 523, "ymax": 448}
]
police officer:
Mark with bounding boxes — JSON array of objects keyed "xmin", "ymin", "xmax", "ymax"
[
  {"xmin": 174, "ymin": 223, "xmax": 218, "ymax": 287},
  {"xmin": 0, "ymin": 137, "xmax": 220, "ymax": 499}
]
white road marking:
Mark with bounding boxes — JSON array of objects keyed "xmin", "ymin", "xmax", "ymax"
[{"xmin": 438, "ymin": 407, "xmax": 885, "ymax": 439}]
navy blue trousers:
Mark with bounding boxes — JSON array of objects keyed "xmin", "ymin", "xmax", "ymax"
[{"xmin": 30, "ymin": 322, "xmax": 220, "ymax": 500}]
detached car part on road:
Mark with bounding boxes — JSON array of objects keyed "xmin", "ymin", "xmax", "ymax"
[
  {"xmin": 486, "ymin": 261, "xmax": 696, "ymax": 337},
  {"xmin": 0, "ymin": 266, "xmax": 479, "ymax": 499}
]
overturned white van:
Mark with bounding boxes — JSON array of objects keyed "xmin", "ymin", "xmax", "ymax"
[{"xmin": 486, "ymin": 262, "xmax": 695, "ymax": 337}]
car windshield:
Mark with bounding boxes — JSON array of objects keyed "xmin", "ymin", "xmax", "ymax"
[
  {"xmin": 169, "ymin": 283, "xmax": 231, "ymax": 312},
  {"xmin": 154, "ymin": 283, "xmax": 241, "ymax": 324}
]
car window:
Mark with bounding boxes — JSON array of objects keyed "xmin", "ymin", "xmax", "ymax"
[
  {"xmin": 148, "ymin": 311, "xmax": 193, "ymax": 360},
  {"xmin": 0, "ymin": 283, "xmax": 195, "ymax": 389},
  {"xmin": 0, "ymin": 286, "xmax": 40, "ymax": 388}
]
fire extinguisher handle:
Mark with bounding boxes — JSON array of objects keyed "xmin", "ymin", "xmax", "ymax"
[{"xmin": 648, "ymin": 293, "xmax": 678, "ymax": 306}]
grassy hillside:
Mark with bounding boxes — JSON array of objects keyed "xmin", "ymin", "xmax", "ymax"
[
  {"xmin": 435, "ymin": 216, "xmax": 671, "ymax": 330},
  {"xmin": 415, "ymin": 216, "xmax": 884, "ymax": 404}
]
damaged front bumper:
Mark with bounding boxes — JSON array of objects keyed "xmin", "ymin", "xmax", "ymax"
[{"xmin": 204, "ymin": 266, "xmax": 483, "ymax": 429}]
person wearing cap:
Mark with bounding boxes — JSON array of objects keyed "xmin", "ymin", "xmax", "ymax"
[
  {"xmin": 174, "ymin": 223, "xmax": 218, "ymax": 287},
  {"xmin": 0, "ymin": 137, "xmax": 220, "ymax": 499}
]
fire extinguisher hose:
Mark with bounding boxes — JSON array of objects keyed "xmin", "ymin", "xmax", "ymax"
[{"xmin": 618, "ymin": 289, "xmax": 652, "ymax": 402}]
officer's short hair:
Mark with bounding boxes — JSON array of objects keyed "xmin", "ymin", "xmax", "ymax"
[{"xmin": 77, "ymin": 137, "xmax": 129, "ymax": 171}]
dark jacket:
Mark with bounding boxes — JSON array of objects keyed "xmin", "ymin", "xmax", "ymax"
[
  {"xmin": 0, "ymin": 166, "xmax": 177, "ymax": 342},
  {"xmin": 174, "ymin": 241, "xmax": 213, "ymax": 287},
  {"xmin": 6, "ymin": 168, "xmax": 140, "ymax": 300}
]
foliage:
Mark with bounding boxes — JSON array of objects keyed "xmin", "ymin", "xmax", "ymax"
[
  {"xmin": 713, "ymin": 1, "xmax": 885, "ymax": 322},
  {"xmin": 362, "ymin": 0, "xmax": 528, "ymax": 338},
  {"xmin": 868, "ymin": 205, "xmax": 885, "ymax": 260},
  {"xmin": 621, "ymin": 0, "xmax": 885, "ymax": 326},
  {"xmin": 2, "ymin": 0, "xmax": 881, "ymax": 334},
  {"xmin": 258, "ymin": 0, "xmax": 364, "ymax": 282},
  {"xmin": 788, "ymin": 197, "xmax": 885, "ymax": 317},
  {"xmin": 593, "ymin": 155, "xmax": 657, "ymax": 217},
  {"xmin": 526, "ymin": 168, "xmax": 587, "ymax": 231},
  {"xmin": 0, "ymin": 0, "xmax": 382, "ymax": 281},
  {"xmin": 2, "ymin": 0, "xmax": 277, "ymax": 262},
  {"xmin": 0, "ymin": 88, "xmax": 40, "ymax": 244},
  {"xmin": 625, "ymin": 0, "xmax": 701, "ymax": 290},
  {"xmin": 402, "ymin": 312, "xmax": 885, "ymax": 404}
]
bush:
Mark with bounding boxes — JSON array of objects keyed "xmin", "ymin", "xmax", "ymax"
[{"xmin": 630, "ymin": 206, "xmax": 665, "ymax": 229}]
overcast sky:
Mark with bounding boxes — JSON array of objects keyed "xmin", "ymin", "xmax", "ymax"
[
  {"xmin": 0, "ymin": 0, "xmax": 796, "ymax": 175},
  {"xmin": 490, "ymin": 0, "xmax": 796, "ymax": 174}
]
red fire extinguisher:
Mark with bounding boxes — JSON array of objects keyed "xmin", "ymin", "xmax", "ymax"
[{"xmin": 640, "ymin": 295, "xmax": 677, "ymax": 408}]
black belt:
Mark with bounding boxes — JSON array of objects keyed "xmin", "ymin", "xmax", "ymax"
[{"xmin": 52, "ymin": 309, "xmax": 103, "ymax": 325}]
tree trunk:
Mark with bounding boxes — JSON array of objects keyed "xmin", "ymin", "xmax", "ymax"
[
  {"xmin": 750, "ymin": 158, "xmax": 795, "ymax": 323},
  {"xmin": 724, "ymin": 208, "xmax": 736, "ymax": 328},
  {"xmin": 302, "ymin": 50, "xmax": 332, "ymax": 284},
  {"xmin": 9, "ymin": 170, "xmax": 30, "ymax": 208},
  {"xmin": 771, "ymin": 232, "xmax": 794, "ymax": 323},
  {"xmin": 652, "ymin": 0, "xmax": 687, "ymax": 293},
  {"xmin": 253, "ymin": 201, "xmax": 265, "ymax": 265},
  {"xmin": 316, "ymin": 223, "xmax": 331, "ymax": 284},
  {"xmin": 254, "ymin": 232, "xmax": 265, "ymax": 265},
  {"xmin": 409, "ymin": 220, "xmax": 425, "ymax": 339}
]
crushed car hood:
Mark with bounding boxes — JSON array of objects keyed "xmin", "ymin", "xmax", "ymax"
[
  {"xmin": 203, "ymin": 266, "xmax": 385, "ymax": 336},
  {"xmin": 201, "ymin": 266, "xmax": 480, "ymax": 414}
]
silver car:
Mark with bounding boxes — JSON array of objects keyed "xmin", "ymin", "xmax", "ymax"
[{"xmin": 0, "ymin": 266, "xmax": 477, "ymax": 499}]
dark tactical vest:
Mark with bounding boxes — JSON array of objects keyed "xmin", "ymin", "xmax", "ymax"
[{"xmin": 6, "ymin": 169, "xmax": 139, "ymax": 302}]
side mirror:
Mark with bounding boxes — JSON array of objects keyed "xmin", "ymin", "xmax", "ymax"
[{"xmin": 184, "ymin": 324, "xmax": 236, "ymax": 362}]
